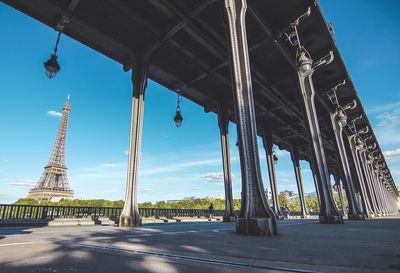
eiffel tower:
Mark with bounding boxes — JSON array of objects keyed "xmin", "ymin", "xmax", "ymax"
[{"xmin": 27, "ymin": 97, "xmax": 73, "ymax": 201}]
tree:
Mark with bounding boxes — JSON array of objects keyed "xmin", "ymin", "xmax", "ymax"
[
  {"xmin": 11, "ymin": 197, "xmax": 243, "ymax": 211},
  {"xmin": 13, "ymin": 198, "xmax": 39, "ymax": 205},
  {"xmin": 278, "ymin": 193, "xmax": 288, "ymax": 207},
  {"xmin": 288, "ymin": 200, "xmax": 300, "ymax": 212},
  {"xmin": 305, "ymin": 197, "xmax": 319, "ymax": 212},
  {"xmin": 332, "ymin": 190, "xmax": 348, "ymax": 212}
]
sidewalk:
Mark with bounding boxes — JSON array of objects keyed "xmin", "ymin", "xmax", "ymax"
[{"xmin": 0, "ymin": 216, "xmax": 399, "ymax": 272}]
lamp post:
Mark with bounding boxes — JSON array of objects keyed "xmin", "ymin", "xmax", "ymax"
[
  {"xmin": 43, "ymin": 15, "xmax": 69, "ymax": 79},
  {"xmin": 173, "ymin": 92, "xmax": 183, "ymax": 127},
  {"xmin": 44, "ymin": 48, "xmax": 60, "ymax": 79},
  {"xmin": 273, "ymin": 152, "xmax": 278, "ymax": 165},
  {"xmin": 280, "ymin": 7, "xmax": 343, "ymax": 223},
  {"xmin": 327, "ymin": 92, "xmax": 363, "ymax": 220}
]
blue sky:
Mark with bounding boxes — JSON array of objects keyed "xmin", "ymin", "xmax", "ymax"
[{"xmin": 0, "ymin": 1, "xmax": 399, "ymax": 204}]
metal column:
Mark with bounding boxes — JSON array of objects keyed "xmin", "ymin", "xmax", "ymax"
[
  {"xmin": 330, "ymin": 110, "xmax": 363, "ymax": 220},
  {"xmin": 120, "ymin": 56, "xmax": 147, "ymax": 227},
  {"xmin": 364, "ymin": 159, "xmax": 383, "ymax": 216},
  {"xmin": 279, "ymin": 8, "xmax": 342, "ymax": 224},
  {"xmin": 309, "ymin": 162, "xmax": 321, "ymax": 208},
  {"xmin": 224, "ymin": 0, "xmax": 277, "ymax": 236},
  {"xmin": 296, "ymin": 49, "xmax": 343, "ymax": 224},
  {"xmin": 262, "ymin": 130, "xmax": 283, "ymax": 219},
  {"xmin": 218, "ymin": 106, "xmax": 236, "ymax": 222},
  {"xmin": 333, "ymin": 174, "xmax": 347, "ymax": 217},
  {"xmin": 347, "ymin": 134, "xmax": 374, "ymax": 218},
  {"xmin": 290, "ymin": 146, "xmax": 309, "ymax": 218}
]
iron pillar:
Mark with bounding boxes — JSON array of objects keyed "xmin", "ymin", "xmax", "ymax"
[
  {"xmin": 296, "ymin": 49, "xmax": 343, "ymax": 224},
  {"xmin": 224, "ymin": 0, "xmax": 277, "ymax": 236},
  {"xmin": 119, "ymin": 56, "xmax": 147, "ymax": 227},
  {"xmin": 217, "ymin": 105, "xmax": 236, "ymax": 222},
  {"xmin": 290, "ymin": 146, "xmax": 310, "ymax": 218},
  {"xmin": 262, "ymin": 130, "xmax": 284, "ymax": 220},
  {"xmin": 347, "ymin": 134, "xmax": 375, "ymax": 218},
  {"xmin": 330, "ymin": 111, "xmax": 364, "ymax": 220}
]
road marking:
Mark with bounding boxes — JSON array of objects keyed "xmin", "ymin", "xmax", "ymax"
[
  {"xmin": 58, "ymin": 241, "xmax": 322, "ymax": 273},
  {"xmin": 0, "ymin": 242, "xmax": 35, "ymax": 247}
]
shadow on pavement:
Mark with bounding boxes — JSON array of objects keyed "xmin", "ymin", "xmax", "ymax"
[
  {"xmin": 0, "ymin": 218, "xmax": 399, "ymax": 272},
  {"xmin": 0, "ymin": 226, "xmax": 38, "ymax": 239}
]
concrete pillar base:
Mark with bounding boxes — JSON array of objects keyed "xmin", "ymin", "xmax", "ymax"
[
  {"xmin": 366, "ymin": 213, "xmax": 375, "ymax": 219},
  {"xmin": 119, "ymin": 216, "xmax": 142, "ymax": 227},
  {"xmin": 347, "ymin": 214, "xmax": 364, "ymax": 220},
  {"xmin": 301, "ymin": 214, "xmax": 311, "ymax": 219},
  {"xmin": 223, "ymin": 216, "xmax": 236, "ymax": 222},
  {"xmin": 319, "ymin": 215, "xmax": 344, "ymax": 224},
  {"xmin": 236, "ymin": 217, "xmax": 270, "ymax": 236}
]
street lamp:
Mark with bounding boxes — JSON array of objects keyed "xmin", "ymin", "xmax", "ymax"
[
  {"xmin": 44, "ymin": 16, "xmax": 69, "ymax": 79},
  {"xmin": 337, "ymin": 110, "xmax": 347, "ymax": 127},
  {"xmin": 273, "ymin": 152, "xmax": 278, "ymax": 164},
  {"xmin": 355, "ymin": 138, "xmax": 364, "ymax": 151},
  {"xmin": 173, "ymin": 92, "xmax": 183, "ymax": 127},
  {"xmin": 297, "ymin": 49, "xmax": 313, "ymax": 76},
  {"xmin": 44, "ymin": 43, "xmax": 61, "ymax": 79}
]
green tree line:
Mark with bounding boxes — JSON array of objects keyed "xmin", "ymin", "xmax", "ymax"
[
  {"xmin": 13, "ymin": 197, "xmax": 241, "ymax": 210},
  {"xmin": 13, "ymin": 192, "xmax": 346, "ymax": 213}
]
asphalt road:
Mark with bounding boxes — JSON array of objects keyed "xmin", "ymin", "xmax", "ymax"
[{"xmin": 0, "ymin": 217, "xmax": 399, "ymax": 273}]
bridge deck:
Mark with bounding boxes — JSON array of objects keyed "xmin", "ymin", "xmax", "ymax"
[
  {"xmin": 0, "ymin": 216, "xmax": 399, "ymax": 272},
  {"xmin": 2, "ymin": 0, "xmax": 393, "ymax": 183}
]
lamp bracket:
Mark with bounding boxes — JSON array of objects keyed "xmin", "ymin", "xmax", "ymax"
[{"xmin": 279, "ymin": 7, "xmax": 311, "ymax": 49}]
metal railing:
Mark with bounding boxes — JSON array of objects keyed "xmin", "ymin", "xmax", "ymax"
[
  {"xmin": 0, "ymin": 204, "xmax": 224, "ymax": 221},
  {"xmin": 289, "ymin": 211, "xmax": 319, "ymax": 216}
]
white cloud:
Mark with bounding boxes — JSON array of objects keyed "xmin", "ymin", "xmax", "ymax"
[
  {"xmin": 4, "ymin": 178, "xmax": 36, "ymax": 187},
  {"xmin": 274, "ymin": 148, "xmax": 290, "ymax": 157},
  {"xmin": 141, "ymin": 158, "xmax": 221, "ymax": 176},
  {"xmin": 369, "ymin": 101, "xmax": 400, "ymax": 146},
  {"xmin": 69, "ymin": 162, "xmax": 126, "ymax": 184},
  {"xmin": 99, "ymin": 163, "xmax": 120, "ymax": 168},
  {"xmin": 368, "ymin": 101, "xmax": 400, "ymax": 114},
  {"xmin": 47, "ymin": 110, "xmax": 62, "ymax": 117},
  {"xmin": 383, "ymin": 149, "xmax": 400, "ymax": 161},
  {"xmin": 200, "ymin": 172, "xmax": 224, "ymax": 183},
  {"xmin": 139, "ymin": 188, "xmax": 154, "ymax": 193},
  {"xmin": 44, "ymin": 147, "xmax": 237, "ymax": 201}
]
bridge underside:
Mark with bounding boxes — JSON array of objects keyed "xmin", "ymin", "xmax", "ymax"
[
  {"xmin": 3, "ymin": 0, "xmax": 398, "ymax": 233},
  {"xmin": 4, "ymin": 0, "xmax": 381, "ymax": 166}
]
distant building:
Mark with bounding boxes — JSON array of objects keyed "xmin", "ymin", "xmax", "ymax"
[
  {"xmin": 183, "ymin": 196, "xmax": 198, "ymax": 200},
  {"xmin": 265, "ymin": 188, "xmax": 272, "ymax": 200},
  {"xmin": 280, "ymin": 190, "xmax": 295, "ymax": 198}
]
